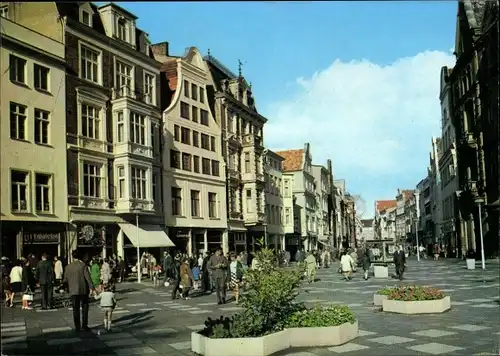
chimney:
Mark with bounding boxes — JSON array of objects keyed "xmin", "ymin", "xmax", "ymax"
[{"xmin": 151, "ymin": 41, "xmax": 169, "ymax": 56}]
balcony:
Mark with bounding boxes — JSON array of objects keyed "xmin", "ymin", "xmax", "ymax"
[
  {"xmin": 227, "ymin": 133, "xmax": 241, "ymax": 148},
  {"xmin": 115, "ymin": 199, "xmax": 155, "ymax": 213},
  {"xmin": 242, "ymin": 134, "xmax": 263, "ymax": 150},
  {"xmin": 228, "ymin": 168, "xmax": 240, "ymax": 181},
  {"xmin": 114, "ymin": 142, "xmax": 153, "ymax": 159},
  {"xmin": 255, "ymin": 172, "xmax": 265, "ymax": 183},
  {"xmin": 78, "ymin": 136, "xmax": 108, "ymax": 153},
  {"xmin": 111, "ymin": 86, "xmax": 136, "ymax": 101},
  {"xmin": 229, "ymin": 211, "xmax": 243, "ymax": 220},
  {"xmin": 463, "ymin": 132, "xmax": 477, "ymax": 147},
  {"xmin": 79, "ymin": 197, "xmax": 110, "ymax": 210}
]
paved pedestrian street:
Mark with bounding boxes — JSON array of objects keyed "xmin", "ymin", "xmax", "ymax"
[{"xmin": 1, "ymin": 259, "xmax": 499, "ymax": 356}]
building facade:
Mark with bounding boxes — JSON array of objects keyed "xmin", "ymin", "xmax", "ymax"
[
  {"xmin": 374, "ymin": 200, "xmax": 397, "ymax": 240},
  {"xmin": 358, "ymin": 219, "xmax": 374, "ymax": 244},
  {"xmin": 204, "ymin": 55, "xmax": 267, "ymax": 253},
  {"xmin": 312, "ymin": 165, "xmax": 331, "ymax": 247},
  {"xmin": 277, "ymin": 144, "xmax": 318, "ymax": 252},
  {"xmin": 439, "ymin": 66, "xmax": 460, "ymax": 253},
  {"xmin": 0, "ymin": 16, "xmax": 67, "ymax": 259},
  {"xmin": 263, "ymin": 149, "xmax": 285, "ymax": 250},
  {"xmin": 156, "ymin": 46, "xmax": 228, "ymax": 255},
  {"xmin": 429, "ymin": 137, "xmax": 442, "ymax": 243}
]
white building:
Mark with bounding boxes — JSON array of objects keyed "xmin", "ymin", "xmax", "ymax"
[
  {"xmin": 312, "ymin": 164, "xmax": 330, "ymax": 247},
  {"xmin": 429, "ymin": 137, "xmax": 442, "ymax": 243},
  {"xmin": 359, "ymin": 219, "xmax": 374, "ymax": 243},
  {"xmin": 0, "ymin": 17, "xmax": 67, "ymax": 259},
  {"xmin": 158, "ymin": 47, "xmax": 228, "ymax": 255},
  {"xmin": 374, "ymin": 200, "xmax": 397, "ymax": 241},
  {"xmin": 263, "ymin": 149, "xmax": 285, "ymax": 250}
]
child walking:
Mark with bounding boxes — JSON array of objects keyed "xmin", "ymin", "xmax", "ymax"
[
  {"xmin": 95, "ymin": 284, "xmax": 116, "ymax": 331},
  {"xmin": 152, "ymin": 264, "xmax": 162, "ymax": 288}
]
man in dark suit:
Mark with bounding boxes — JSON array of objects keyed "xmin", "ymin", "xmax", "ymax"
[
  {"xmin": 208, "ymin": 246, "xmax": 228, "ymax": 305},
  {"xmin": 36, "ymin": 253, "xmax": 54, "ymax": 310},
  {"xmin": 170, "ymin": 253, "xmax": 182, "ymax": 300},
  {"xmin": 63, "ymin": 250, "xmax": 95, "ymax": 332},
  {"xmin": 393, "ymin": 245, "xmax": 406, "ymax": 280}
]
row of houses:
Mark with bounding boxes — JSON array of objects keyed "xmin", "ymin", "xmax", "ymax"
[
  {"xmin": 374, "ymin": 0, "xmax": 499, "ymax": 257},
  {"xmin": 0, "ymin": 2, "xmax": 358, "ymax": 261}
]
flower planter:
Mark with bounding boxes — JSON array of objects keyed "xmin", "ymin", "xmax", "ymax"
[
  {"xmin": 373, "ymin": 265, "xmax": 388, "ymax": 278},
  {"xmin": 373, "ymin": 293, "xmax": 388, "ymax": 306},
  {"xmin": 382, "ymin": 296, "xmax": 451, "ymax": 314},
  {"xmin": 466, "ymin": 258, "xmax": 475, "ymax": 270},
  {"xmin": 191, "ymin": 321, "xmax": 358, "ymax": 356}
]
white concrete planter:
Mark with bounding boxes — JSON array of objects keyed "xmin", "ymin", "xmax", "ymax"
[
  {"xmin": 191, "ymin": 321, "xmax": 358, "ymax": 356},
  {"xmin": 466, "ymin": 258, "xmax": 475, "ymax": 270},
  {"xmin": 373, "ymin": 293, "xmax": 388, "ymax": 306},
  {"xmin": 373, "ymin": 265, "xmax": 388, "ymax": 278},
  {"xmin": 382, "ymin": 296, "xmax": 451, "ymax": 314}
]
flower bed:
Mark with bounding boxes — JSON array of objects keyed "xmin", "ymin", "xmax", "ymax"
[
  {"xmin": 191, "ymin": 240, "xmax": 358, "ymax": 356},
  {"xmin": 381, "ymin": 285, "xmax": 451, "ymax": 314},
  {"xmin": 373, "ymin": 286, "xmax": 395, "ymax": 306}
]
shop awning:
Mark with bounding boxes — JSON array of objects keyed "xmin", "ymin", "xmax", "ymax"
[{"xmin": 118, "ymin": 223, "xmax": 175, "ymax": 248}]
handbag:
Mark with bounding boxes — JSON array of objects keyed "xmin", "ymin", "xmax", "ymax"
[{"xmin": 22, "ymin": 288, "xmax": 34, "ymax": 302}]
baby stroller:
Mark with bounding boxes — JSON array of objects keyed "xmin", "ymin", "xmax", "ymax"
[{"xmin": 53, "ymin": 290, "xmax": 72, "ymax": 309}]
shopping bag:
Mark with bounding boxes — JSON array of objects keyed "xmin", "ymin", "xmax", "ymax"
[
  {"xmin": 164, "ymin": 281, "xmax": 170, "ymax": 287},
  {"xmin": 142, "ymin": 267, "xmax": 148, "ymax": 275},
  {"xmin": 22, "ymin": 293, "xmax": 33, "ymax": 302}
]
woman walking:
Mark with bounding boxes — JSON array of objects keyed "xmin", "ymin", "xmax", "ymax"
[
  {"xmin": 340, "ymin": 251, "xmax": 355, "ymax": 281},
  {"xmin": 8, "ymin": 260, "xmax": 23, "ymax": 307},
  {"xmin": 305, "ymin": 251, "xmax": 317, "ymax": 283},
  {"xmin": 90, "ymin": 258, "xmax": 101, "ymax": 293},
  {"xmin": 21, "ymin": 259, "xmax": 35, "ymax": 310},
  {"xmin": 228, "ymin": 254, "xmax": 244, "ymax": 304},
  {"xmin": 179, "ymin": 257, "xmax": 194, "ymax": 300},
  {"xmin": 362, "ymin": 249, "xmax": 371, "ymax": 280}
]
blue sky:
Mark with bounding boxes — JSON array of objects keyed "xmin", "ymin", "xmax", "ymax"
[{"xmin": 113, "ymin": 1, "xmax": 457, "ymax": 217}]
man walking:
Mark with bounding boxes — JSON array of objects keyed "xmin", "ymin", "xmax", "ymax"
[
  {"xmin": 170, "ymin": 254, "xmax": 181, "ymax": 300},
  {"xmin": 163, "ymin": 251, "xmax": 173, "ymax": 287},
  {"xmin": 393, "ymin": 245, "xmax": 406, "ymax": 281},
  {"xmin": 36, "ymin": 253, "xmax": 54, "ymax": 310},
  {"xmin": 208, "ymin": 246, "xmax": 228, "ymax": 305},
  {"xmin": 63, "ymin": 250, "xmax": 95, "ymax": 332}
]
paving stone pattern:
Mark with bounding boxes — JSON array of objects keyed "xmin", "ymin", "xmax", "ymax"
[{"xmin": 1, "ymin": 258, "xmax": 499, "ymax": 355}]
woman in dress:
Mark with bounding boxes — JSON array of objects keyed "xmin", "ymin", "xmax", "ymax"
[
  {"xmin": 21, "ymin": 259, "xmax": 35, "ymax": 310},
  {"xmin": 90, "ymin": 258, "xmax": 101, "ymax": 292},
  {"xmin": 228, "ymin": 253, "xmax": 244, "ymax": 304},
  {"xmin": 8, "ymin": 260, "xmax": 23, "ymax": 308},
  {"xmin": 179, "ymin": 257, "xmax": 194, "ymax": 300}
]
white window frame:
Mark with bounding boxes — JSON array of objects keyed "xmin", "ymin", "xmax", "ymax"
[
  {"xmin": 80, "ymin": 103, "xmax": 100, "ymax": 139},
  {"xmin": 81, "ymin": 161, "xmax": 103, "ymax": 198},
  {"xmin": 131, "ymin": 166, "xmax": 147, "ymax": 200},
  {"xmin": 114, "ymin": 58, "xmax": 134, "ymax": 97},
  {"xmin": 35, "ymin": 173, "xmax": 52, "ymax": 213},
  {"xmin": 0, "ymin": 5, "xmax": 9, "ymax": 19},
  {"xmin": 10, "ymin": 102, "xmax": 27, "ymax": 140},
  {"xmin": 116, "ymin": 16, "xmax": 128, "ymax": 42},
  {"xmin": 34, "ymin": 108, "xmax": 50, "ymax": 145},
  {"xmin": 11, "ymin": 170, "xmax": 29, "ymax": 213},
  {"xmin": 208, "ymin": 192, "xmax": 218, "ymax": 218},
  {"xmin": 129, "ymin": 112, "xmax": 146, "ymax": 145},
  {"xmin": 76, "ymin": 88, "xmax": 107, "ymax": 142},
  {"xmin": 117, "ymin": 166, "xmax": 126, "ymax": 199},
  {"xmin": 9, "ymin": 54, "xmax": 27, "ymax": 84},
  {"xmin": 78, "ymin": 41, "xmax": 102, "ymax": 85},
  {"xmin": 116, "ymin": 111, "xmax": 125, "ymax": 142},
  {"xmin": 79, "ymin": 4, "xmax": 93, "ymax": 27},
  {"xmin": 33, "ymin": 63, "xmax": 50, "ymax": 92},
  {"xmin": 143, "ymin": 70, "xmax": 156, "ymax": 105}
]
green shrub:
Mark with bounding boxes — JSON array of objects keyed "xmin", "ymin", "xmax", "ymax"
[
  {"xmin": 377, "ymin": 286, "xmax": 397, "ymax": 295},
  {"xmin": 285, "ymin": 305, "xmax": 356, "ymax": 328},
  {"xmin": 387, "ymin": 285, "xmax": 445, "ymax": 301}
]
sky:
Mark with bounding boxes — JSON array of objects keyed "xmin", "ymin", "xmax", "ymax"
[{"xmin": 112, "ymin": 1, "xmax": 457, "ymax": 218}]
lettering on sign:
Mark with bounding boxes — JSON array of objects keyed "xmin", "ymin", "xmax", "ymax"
[
  {"xmin": 23, "ymin": 232, "xmax": 60, "ymax": 244},
  {"xmin": 176, "ymin": 231, "xmax": 190, "ymax": 238}
]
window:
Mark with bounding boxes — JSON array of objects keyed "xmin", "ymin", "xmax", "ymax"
[
  {"xmin": 202, "ymin": 158, "xmax": 211, "ymax": 175},
  {"xmin": 285, "ymin": 208, "xmax": 291, "ymax": 224},
  {"xmin": 144, "ymin": 73, "xmax": 155, "ymax": 104},
  {"xmin": 11, "ymin": 171, "xmax": 28, "ymax": 212},
  {"xmin": 227, "ymin": 115, "xmax": 233, "ymax": 133},
  {"xmin": 34, "ymin": 109, "xmax": 50, "ymax": 144},
  {"xmin": 171, "ymin": 187, "xmax": 182, "ymax": 216},
  {"xmin": 81, "ymin": 10, "xmax": 91, "ymax": 26},
  {"xmin": 80, "ymin": 45, "xmax": 99, "ymax": 83},
  {"xmin": 174, "ymin": 125, "xmax": 180, "ymax": 141},
  {"xmin": 0, "ymin": 5, "xmax": 9, "ymax": 19},
  {"xmin": 83, "ymin": 162, "xmax": 101, "ymax": 197},
  {"xmin": 152, "ymin": 173, "xmax": 158, "ymax": 204},
  {"xmin": 193, "ymin": 156, "xmax": 200, "ymax": 173},
  {"xmin": 35, "ymin": 173, "xmax": 51, "ymax": 213},
  {"xmin": 9, "ymin": 55, "xmax": 26, "ymax": 84},
  {"xmin": 246, "ymin": 189, "xmax": 252, "ymax": 213},
  {"xmin": 208, "ymin": 192, "xmax": 217, "ymax": 218},
  {"xmin": 180, "ymin": 102, "xmax": 190, "ymax": 119},
  {"xmin": 191, "ymin": 83, "xmax": 198, "ymax": 100},
  {"xmin": 117, "ymin": 166, "xmax": 125, "ymax": 198},
  {"xmin": 182, "ymin": 153, "xmax": 192, "ymax": 171},
  {"xmin": 170, "ymin": 150, "xmax": 181, "ymax": 169},
  {"xmin": 192, "ymin": 106, "xmax": 198, "ymax": 123},
  {"xmin": 81, "ymin": 104, "xmax": 100, "ymax": 139},
  {"xmin": 191, "ymin": 190, "xmax": 200, "ymax": 217},
  {"xmin": 210, "ymin": 136, "xmax": 216, "ymax": 152},
  {"xmin": 130, "ymin": 112, "xmax": 145, "ymax": 145},
  {"xmin": 183, "ymin": 80, "xmax": 189, "ymax": 97},
  {"xmin": 131, "ymin": 167, "xmax": 147, "ymax": 200},
  {"xmin": 200, "ymin": 109, "xmax": 209, "ymax": 126},
  {"xmin": 211, "ymin": 160, "xmax": 220, "ymax": 177},
  {"xmin": 245, "ymin": 153, "xmax": 250, "ymax": 173},
  {"xmin": 151, "ymin": 124, "xmax": 158, "ymax": 152},
  {"xmin": 117, "ymin": 111, "xmax": 124, "ymax": 142},
  {"xmin": 34, "ymin": 64, "xmax": 50, "ymax": 91},
  {"xmin": 116, "ymin": 60, "xmax": 132, "ymax": 95},
  {"xmin": 201, "ymin": 134, "xmax": 210, "ymax": 150},
  {"xmin": 117, "ymin": 18, "xmax": 127, "ymax": 41},
  {"xmin": 284, "ymin": 180, "xmax": 290, "ymax": 197},
  {"xmin": 192, "ymin": 131, "xmax": 199, "ymax": 147},
  {"xmin": 181, "ymin": 127, "xmax": 191, "ymax": 145},
  {"xmin": 10, "ymin": 103, "xmax": 26, "ymax": 140},
  {"xmin": 199, "ymin": 87, "xmax": 205, "ymax": 103}
]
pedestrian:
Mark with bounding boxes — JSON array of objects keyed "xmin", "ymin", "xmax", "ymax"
[
  {"xmin": 340, "ymin": 250, "xmax": 355, "ymax": 281},
  {"xmin": 179, "ymin": 257, "xmax": 194, "ymax": 300},
  {"xmin": 101, "ymin": 258, "xmax": 111, "ymax": 289},
  {"xmin": 36, "ymin": 254, "xmax": 54, "ymax": 310},
  {"xmin": 305, "ymin": 251, "xmax": 317, "ymax": 283},
  {"xmin": 54, "ymin": 256, "xmax": 63, "ymax": 291},
  {"xmin": 152, "ymin": 264, "xmax": 161, "ymax": 288},
  {"xmin": 117, "ymin": 256, "xmax": 126, "ymax": 282},
  {"xmin": 393, "ymin": 245, "xmax": 406, "ymax": 280},
  {"xmin": 170, "ymin": 254, "xmax": 182, "ymax": 300},
  {"xmin": 201, "ymin": 251, "xmax": 211, "ymax": 292},
  {"xmin": 21, "ymin": 259, "xmax": 35, "ymax": 310},
  {"xmin": 90, "ymin": 258, "xmax": 101, "ymax": 293},
  {"xmin": 63, "ymin": 250, "xmax": 95, "ymax": 332},
  {"xmin": 94, "ymin": 284, "xmax": 116, "ymax": 332},
  {"xmin": 362, "ymin": 249, "xmax": 371, "ymax": 280},
  {"xmin": 208, "ymin": 246, "xmax": 228, "ymax": 305},
  {"xmin": 163, "ymin": 251, "xmax": 173, "ymax": 287},
  {"xmin": 8, "ymin": 260, "xmax": 23, "ymax": 308},
  {"xmin": 228, "ymin": 253, "xmax": 244, "ymax": 304}
]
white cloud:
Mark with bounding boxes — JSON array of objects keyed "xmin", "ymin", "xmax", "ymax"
[{"xmin": 263, "ymin": 50, "xmax": 455, "ymax": 215}]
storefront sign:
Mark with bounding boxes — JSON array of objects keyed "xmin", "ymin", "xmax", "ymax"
[
  {"xmin": 23, "ymin": 232, "xmax": 60, "ymax": 244},
  {"xmin": 176, "ymin": 230, "xmax": 190, "ymax": 238}
]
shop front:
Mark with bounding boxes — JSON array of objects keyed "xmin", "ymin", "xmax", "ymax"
[
  {"xmin": 228, "ymin": 231, "xmax": 247, "ymax": 254},
  {"xmin": 73, "ymin": 223, "xmax": 118, "ymax": 262},
  {"xmin": 168, "ymin": 227, "xmax": 226, "ymax": 256}
]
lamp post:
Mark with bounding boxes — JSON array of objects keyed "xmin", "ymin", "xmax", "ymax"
[
  {"xmin": 474, "ymin": 197, "xmax": 486, "ymax": 270},
  {"xmin": 131, "ymin": 210, "xmax": 142, "ymax": 283},
  {"xmin": 414, "ymin": 189, "xmax": 420, "ymax": 261}
]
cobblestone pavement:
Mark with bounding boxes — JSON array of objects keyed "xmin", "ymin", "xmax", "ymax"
[{"xmin": 1, "ymin": 258, "xmax": 499, "ymax": 356}]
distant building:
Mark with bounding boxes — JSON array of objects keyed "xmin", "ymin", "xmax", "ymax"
[{"xmin": 359, "ymin": 219, "xmax": 374, "ymax": 243}]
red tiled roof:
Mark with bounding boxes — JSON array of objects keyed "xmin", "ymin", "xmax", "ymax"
[
  {"xmin": 376, "ymin": 200, "xmax": 397, "ymax": 212},
  {"xmin": 160, "ymin": 59, "xmax": 178, "ymax": 91},
  {"xmin": 276, "ymin": 149, "xmax": 304, "ymax": 172},
  {"xmin": 401, "ymin": 190, "xmax": 414, "ymax": 201}
]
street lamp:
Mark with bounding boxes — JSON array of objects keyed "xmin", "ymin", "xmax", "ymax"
[
  {"xmin": 414, "ymin": 189, "xmax": 420, "ymax": 261},
  {"xmin": 132, "ymin": 209, "xmax": 142, "ymax": 283},
  {"xmin": 473, "ymin": 197, "xmax": 486, "ymax": 270}
]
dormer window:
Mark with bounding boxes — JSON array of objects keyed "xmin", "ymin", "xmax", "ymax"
[
  {"xmin": 82, "ymin": 11, "xmax": 91, "ymax": 26},
  {"xmin": 117, "ymin": 18, "xmax": 127, "ymax": 41}
]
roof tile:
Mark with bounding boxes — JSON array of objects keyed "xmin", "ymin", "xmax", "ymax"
[
  {"xmin": 276, "ymin": 149, "xmax": 304, "ymax": 172},
  {"xmin": 376, "ymin": 200, "xmax": 397, "ymax": 212}
]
